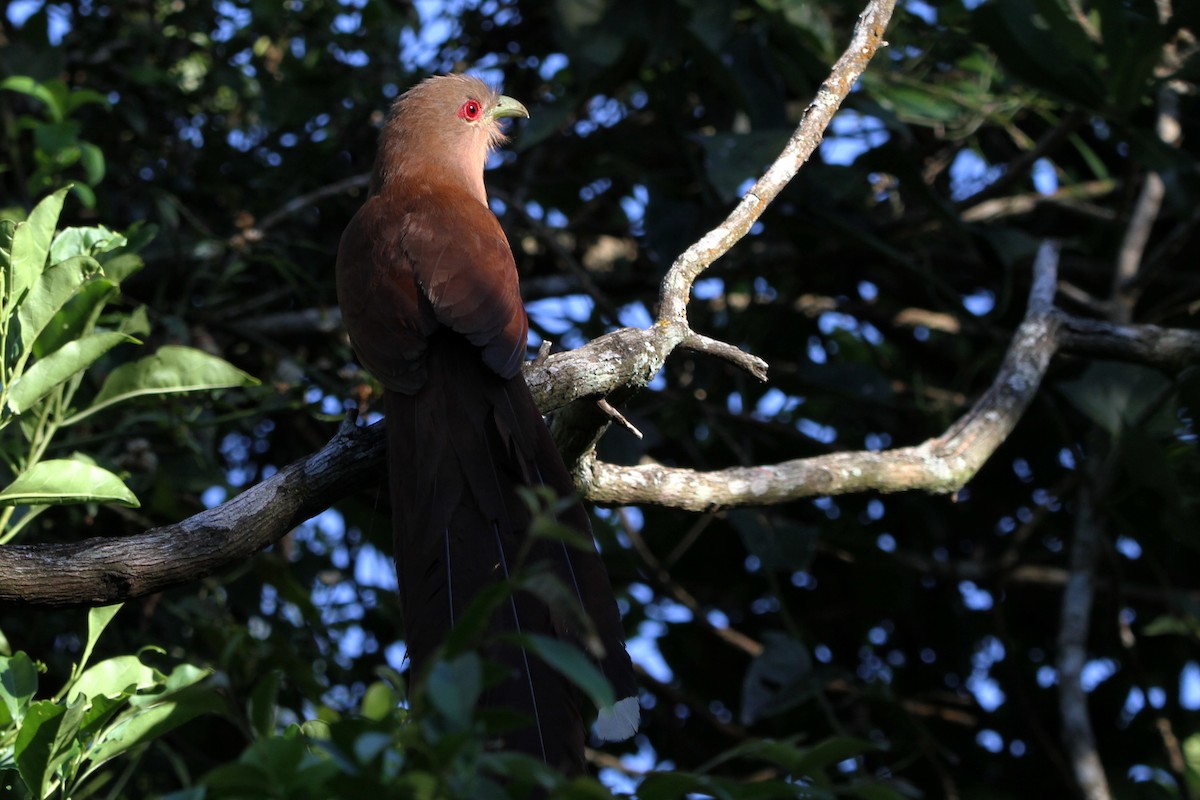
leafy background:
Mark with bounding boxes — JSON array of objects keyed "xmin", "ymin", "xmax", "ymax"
[{"xmin": 1, "ymin": 0, "xmax": 1199, "ymax": 797}]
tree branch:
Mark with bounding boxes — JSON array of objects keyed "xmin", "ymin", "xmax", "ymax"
[
  {"xmin": 580, "ymin": 242, "xmax": 1063, "ymax": 509},
  {"xmin": 0, "ymin": 414, "xmax": 384, "ymax": 606}
]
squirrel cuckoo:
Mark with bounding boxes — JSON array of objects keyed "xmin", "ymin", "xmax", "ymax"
[{"xmin": 335, "ymin": 74, "xmax": 638, "ymax": 773}]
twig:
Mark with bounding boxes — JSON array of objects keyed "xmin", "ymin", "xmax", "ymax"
[
  {"xmin": 956, "ymin": 110, "xmax": 1086, "ymax": 211},
  {"xmin": 1056, "ymin": 457, "xmax": 1112, "ymax": 800},
  {"xmin": 596, "ymin": 398, "xmax": 643, "ymax": 439},
  {"xmin": 239, "ymin": 173, "xmax": 371, "ymax": 243},
  {"xmin": 681, "ymin": 333, "xmax": 768, "ymax": 381}
]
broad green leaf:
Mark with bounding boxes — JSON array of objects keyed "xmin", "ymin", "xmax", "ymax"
[
  {"xmin": 0, "ymin": 77, "xmax": 63, "ymax": 122},
  {"xmin": 0, "ymin": 458, "xmax": 139, "ymax": 508},
  {"xmin": 86, "ymin": 681, "xmax": 225, "ymax": 768},
  {"xmin": 49, "ymin": 694, "xmax": 88, "ymax": 782},
  {"xmin": 71, "ymin": 184, "xmax": 97, "ymax": 209},
  {"xmin": 425, "ymin": 653, "xmax": 481, "ymax": 729},
  {"xmin": 67, "ymin": 655, "xmax": 160, "ymax": 705},
  {"xmin": 49, "ymin": 226, "xmax": 125, "ymax": 263},
  {"xmin": 7, "ymin": 331, "xmax": 137, "ymax": 414},
  {"xmin": 99, "ymin": 252, "xmax": 144, "ymax": 284},
  {"xmin": 442, "ymin": 581, "xmax": 514, "ymax": 657},
  {"xmin": 79, "ymin": 142, "xmax": 106, "ymax": 186},
  {"xmin": 698, "ymin": 131, "xmax": 791, "ymax": 202},
  {"xmin": 729, "ymin": 510, "xmax": 818, "ymax": 572},
  {"xmin": 792, "ymin": 736, "xmax": 881, "ymax": 776},
  {"xmin": 1056, "ymin": 361, "xmax": 1173, "ymax": 436},
  {"xmin": 64, "ymin": 88, "xmax": 109, "ymax": 115},
  {"xmin": 14, "ymin": 255, "xmax": 101, "ymax": 357},
  {"xmin": 32, "ymin": 278, "xmax": 118, "ymax": 359},
  {"xmin": 33, "ymin": 121, "xmax": 81, "ymax": 157},
  {"xmin": 359, "ymin": 680, "xmax": 393, "ymax": 723},
  {"xmin": 8, "ymin": 187, "xmax": 71, "ymax": 307},
  {"xmin": 522, "ymin": 633, "xmax": 614, "ymax": 712},
  {"xmin": 0, "ymin": 219, "xmax": 15, "ymax": 269},
  {"xmin": 76, "ymin": 692, "xmax": 128, "ymax": 743},
  {"xmin": 0, "ymin": 652, "xmax": 39, "ymax": 724},
  {"xmin": 153, "ymin": 662, "xmax": 213, "ymax": 699},
  {"xmin": 248, "ymin": 670, "xmax": 283, "ymax": 737},
  {"xmin": 78, "ymin": 605, "xmax": 123, "ymax": 680},
  {"xmin": 13, "ymin": 701, "xmax": 66, "ymax": 798},
  {"xmin": 741, "ymin": 631, "xmax": 815, "ymax": 725},
  {"xmin": 696, "ymin": 736, "xmax": 810, "ymax": 774},
  {"xmin": 70, "ymin": 345, "xmax": 258, "ymax": 424}
]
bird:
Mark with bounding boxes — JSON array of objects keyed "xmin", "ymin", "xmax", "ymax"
[{"xmin": 335, "ymin": 74, "xmax": 638, "ymax": 774}]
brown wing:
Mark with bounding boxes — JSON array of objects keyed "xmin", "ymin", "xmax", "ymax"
[{"xmin": 335, "ymin": 184, "xmax": 528, "ymax": 394}]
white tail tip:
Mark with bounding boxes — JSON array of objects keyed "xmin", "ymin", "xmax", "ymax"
[{"xmin": 594, "ymin": 695, "xmax": 640, "ymax": 741}]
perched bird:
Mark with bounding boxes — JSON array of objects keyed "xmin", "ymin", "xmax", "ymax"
[{"xmin": 335, "ymin": 74, "xmax": 638, "ymax": 774}]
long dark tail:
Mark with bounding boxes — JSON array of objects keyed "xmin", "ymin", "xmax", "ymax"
[{"xmin": 385, "ymin": 333, "xmax": 637, "ymax": 774}]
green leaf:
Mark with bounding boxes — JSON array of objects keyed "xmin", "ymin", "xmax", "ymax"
[
  {"xmin": 697, "ymin": 131, "xmax": 791, "ymax": 202},
  {"xmin": 1056, "ymin": 361, "xmax": 1173, "ymax": 436},
  {"xmin": 741, "ymin": 631, "xmax": 815, "ymax": 725},
  {"xmin": 0, "ymin": 458, "xmax": 139, "ymax": 508},
  {"xmin": 64, "ymin": 88, "xmax": 109, "ymax": 115},
  {"xmin": 78, "ymin": 142, "xmax": 106, "ymax": 186},
  {"xmin": 8, "ymin": 187, "xmax": 71, "ymax": 308},
  {"xmin": 33, "ymin": 121, "xmax": 81, "ymax": 156},
  {"xmin": 0, "ymin": 77, "xmax": 64, "ymax": 122},
  {"xmin": 67, "ymin": 655, "xmax": 160, "ymax": 706},
  {"xmin": 14, "ymin": 255, "xmax": 102, "ymax": 358},
  {"xmin": 425, "ymin": 653, "xmax": 481, "ymax": 730},
  {"xmin": 70, "ymin": 345, "xmax": 259, "ymax": 424},
  {"xmin": 7, "ymin": 331, "xmax": 138, "ymax": 414},
  {"xmin": 78, "ymin": 605, "xmax": 123, "ymax": 680},
  {"xmin": 521, "ymin": 633, "xmax": 614, "ymax": 712},
  {"xmin": 98, "ymin": 252, "xmax": 144, "ymax": 284},
  {"xmin": 70, "ymin": 184, "xmax": 96, "ymax": 210},
  {"xmin": 728, "ymin": 510, "xmax": 818, "ymax": 572},
  {"xmin": 359, "ymin": 680, "xmax": 395, "ymax": 723},
  {"xmin": 248, "ymin": 670, "xmax": 283, "ymax": 738},
  {"xmin": 32, "ymin": 278, "xmax": 119, "ymax": 359},
  {"xmin": 0, "ymin": 652, "xmax": 39, "ymax": 725},
  {"xmin": 14, "ymin": 701, "xmax": 66, "ymax": 797},
  {"xmin": 49, "ymin": 226, "xmax": 126, "ymax": 263},
  {"xmin": 441, "ymin": 581, "xmax": 512, "ymax": 658},
  {"xmin": 792, "ymin": 736, "xmax": 881, "ymax": 776},
  {"xmin": 86, "ymin": 681, "xmax": 226, "ymax": 769}
]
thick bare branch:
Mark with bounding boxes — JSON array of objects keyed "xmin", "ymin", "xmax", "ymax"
[
  {"xmin": 1058, "ymin": 316, "xmax": 1200, "ymax": 371},
  {"xmin": 0, "ymin": 415, "xmax": 384, "ymax": 606},
  {"xmin": 581, "ymin": 242, "xmax": 1064, "ymax": 509}
]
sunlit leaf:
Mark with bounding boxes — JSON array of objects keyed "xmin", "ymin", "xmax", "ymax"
[
  {"xmin": 14, "ymin": 701, "xmax": 66, "ymax": 798},
  {"xmin": 0, "ymin": 458, "xmax": 139, "ymax": 508},
  {"xmin": 0, "ymin": 652, "xmax": 39, "ymax": 725},
  {"xmin": 77, "ymin": 605, "xmax": 123, "ymax": 682},
  {"xmin": 14, "ymin": 255, "xmax": 102, "ymax": 357},
  {"xmin": 7, "ymin": 187, "xmax": 70, "ymax": 308},
  {"xmin": 70, "ymin": 345, "xmax": 258, "ymax": 424},
  {"xmin": 49, "ymin": 226, "xmax": 125, "ymax": 263},
  {"xmin": 7, "ymin": 331, "xmax": 137, "ymax": 414}
]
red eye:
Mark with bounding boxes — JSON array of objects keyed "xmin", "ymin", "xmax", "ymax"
[{"xmin": 458, "ymin": 99, "xmax": 482, "ymax": 121}]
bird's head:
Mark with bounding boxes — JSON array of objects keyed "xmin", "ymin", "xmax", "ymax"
[{"xmin": 374, "ymin": 74, "xmax": 529, "ymax": 202}]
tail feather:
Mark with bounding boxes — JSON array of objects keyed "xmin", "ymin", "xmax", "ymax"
[{"xmin": 385, "ymin": 332, "xmax": 636, "ymax": 775}]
